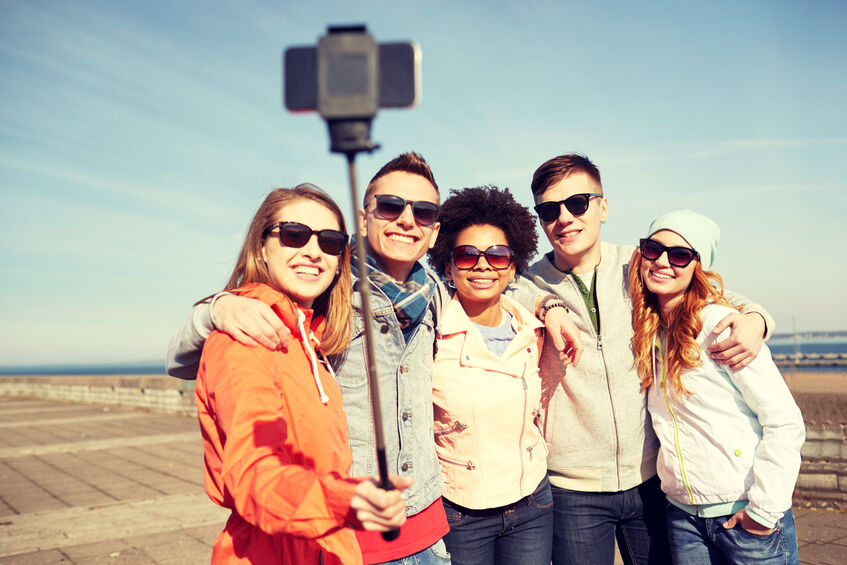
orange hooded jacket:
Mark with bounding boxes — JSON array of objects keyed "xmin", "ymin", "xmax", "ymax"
[{"xmin": 195, "ymin": 283, "xmax": 363, "ymax": 564}]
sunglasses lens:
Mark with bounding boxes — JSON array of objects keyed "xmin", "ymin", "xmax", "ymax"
[
  {"xmin": 639, "ymin": 239, "xmax": 662, "ymax": 260},
  {"xmin": 667, "ymin": 248, "xmax": 696, "ymax": 267},
  {"xmin": 412, "ymin": 202, "xmax": 439, "ymax": 226},
  {"xmin": 534, "ymin": 202, "xmax": 560, "ymax": 222},
  {"xmin": 453, "ymin": 246, "xmax": 481, "ymax": 269},
  {"xmin": 563, "ymin": 194, "xmax": 591, "ymax": 216},
  {"xmin": 279, "ymin": 223, "xmax": 311, "ymax": 248},
  {"xmin": 317, "ymin": 231, "xmax": 347, "ymax": 256},
  {"xmin": 485, "ymin": 245, "xmax": 513, "ymax": 269},
  {"xmin": 375, "ymin": 195, "xmax": 406, "ymax": 220}
]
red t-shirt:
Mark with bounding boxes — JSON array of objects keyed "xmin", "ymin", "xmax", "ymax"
[{"xmin": 356, "ymin": 497, "xmax": 449, "ymax": 564}]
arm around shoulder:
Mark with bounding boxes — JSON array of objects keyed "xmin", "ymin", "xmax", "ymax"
[{"xmin": 166, "ymin": 296, "xmax": 218, "ymax": 380}]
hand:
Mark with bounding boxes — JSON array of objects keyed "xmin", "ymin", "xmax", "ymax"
[
  {"xmin": 722, "ymin": 508, "xmax": 773, "ymax": 536},
  {"xmin": 543, "ymin": 306, "xmax": 583, "ymax": 367},
  {"xmin": 213, "ymin": 294, "xmax": 290, "ymax": 350},
  {"xmin": 707, "ymin": 312, "xmax": 765, "ymax": 370},
  {"xmin": 350, "ymin": 474, "xmax": 412, "ymax": 531}
]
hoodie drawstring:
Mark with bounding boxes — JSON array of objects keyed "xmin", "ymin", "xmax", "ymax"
[{"xmin": 297, "ymin": 310, "xmax": 330, "ymax": 405}]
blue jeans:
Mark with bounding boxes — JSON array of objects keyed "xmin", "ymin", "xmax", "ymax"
[
  {"xmin": 666, "ymin": 504, "xmax": 799, "ymax": 564},
  {"xmin": 551, "ymin": 475, "xmax": 671, "ymax": 565},
  {"xmin": 442, "ymin": 475, "xmax": 554, "ymax": 565},
  {"xmin": 376, "ymin": 538, "xmax": 451, "ymax": 564}
]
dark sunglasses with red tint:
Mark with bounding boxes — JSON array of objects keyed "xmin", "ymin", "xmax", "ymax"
[
  {"xmin": 533, "ymin": 193, "xmax": 604, "ymax": 223},
  {"xmin": 263, "ymin": 222, "xmax": 348, "ymax": 256},
  {"xmin": 638, "ymin": 238, "xmax": 699, "ymax": 268},
  {"xmin": 367, "ymin": 194, "xmax": 440, "ymax": 226},
  {"xmin": 452, "ymin": 244, "xmax": 514, "ymax": 270}
]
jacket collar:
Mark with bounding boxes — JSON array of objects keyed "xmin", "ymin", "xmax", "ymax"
[
  {"xmin": 440, "ymin": 293, "xmax": 542, "ymax": 335},
  {"xmin": 231, "ymin": 282, "xmax": 326, "ymax": 342}
]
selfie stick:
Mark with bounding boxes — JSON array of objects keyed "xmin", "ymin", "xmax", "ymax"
[
  {"xmin": 340, "ymin": 147, "xmax": 402, "ymax": 541},
  {"xmin": 324, "ymin": 30, "xmax": 399, "ymax": 542}
]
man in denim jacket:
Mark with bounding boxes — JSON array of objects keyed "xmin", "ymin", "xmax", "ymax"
[{"xmin": 167, "ymin": 153, "xmax": 451, "ymax": 564}]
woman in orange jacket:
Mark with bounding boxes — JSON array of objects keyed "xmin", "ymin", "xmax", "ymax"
[{"xmin": 194, "ymin": 184, "xmax": 410, "ymax": 564}]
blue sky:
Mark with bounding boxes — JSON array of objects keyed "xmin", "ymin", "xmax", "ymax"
[{"xmin": 1, "ymin": 0, "xmax": 845, "ymax": 365}]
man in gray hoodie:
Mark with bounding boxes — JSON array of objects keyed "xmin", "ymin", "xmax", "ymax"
[{"xmin": 509, "ymin": 154, "xmax": 773, "ymax": 565}]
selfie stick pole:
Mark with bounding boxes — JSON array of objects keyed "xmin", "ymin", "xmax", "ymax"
[{"xmin": 330, "ymin": 119, "xmax": 399, "ymax": 541}]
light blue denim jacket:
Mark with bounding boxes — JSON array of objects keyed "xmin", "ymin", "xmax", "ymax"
[{"xmin": 329, "ymin": 268, "xmax": 446, "ymax": 515}]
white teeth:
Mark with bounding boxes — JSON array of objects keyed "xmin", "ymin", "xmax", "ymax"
[
  {"xmin": 389, "ymin": 234, "xmax": 415, "ymax": 244},
  {"xmin": 651, "ymin": 271, "xmax": 672, "ymax": 280},
  {"xmin": 294, "ymin": 266, "xmax": 320, "ymax": 276}
]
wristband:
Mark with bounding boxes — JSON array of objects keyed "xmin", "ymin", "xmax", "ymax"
[{"xmin": 538, "ymin": 295, "xmax": 568, "ymax": 322}]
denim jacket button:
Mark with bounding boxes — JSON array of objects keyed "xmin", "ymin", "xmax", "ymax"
[
  {"xmin": 380, "ymin": 324, "xmax": 390, "ymax": 334},
  {"xmin": 401, "ymin": 462, "xmax": 409, "ymax": 472}
]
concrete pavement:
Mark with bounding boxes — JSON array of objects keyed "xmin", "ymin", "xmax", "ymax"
[{"xmin": 0, "ymin": 395, "xmax": 845, "ymax": 564}]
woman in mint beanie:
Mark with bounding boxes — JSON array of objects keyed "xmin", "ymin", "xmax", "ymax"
[{"xmin": 629, "ymin": 209, "xmax": 805, "ymax": 565}]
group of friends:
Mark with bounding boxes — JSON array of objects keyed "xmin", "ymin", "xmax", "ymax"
[{"xmin": 166, "ymin": 153, "xmax": 806, "ymax": 565}]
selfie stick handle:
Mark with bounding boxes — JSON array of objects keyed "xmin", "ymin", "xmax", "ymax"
[{"xmin": 345, "ymin": 152, "xmax": 401, "ymax": 542}]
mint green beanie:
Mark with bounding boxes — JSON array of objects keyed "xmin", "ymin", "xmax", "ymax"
[{"xmin": 647, "ymin": 209, "xmax": 720, "ymax": 270}]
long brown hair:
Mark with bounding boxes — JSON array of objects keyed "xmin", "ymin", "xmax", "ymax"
[
  {"xmin": 629, "ymin": 251, "xmax": 736, "ymax": 394},
  {"xmin": 223, "ymin": 184, "xmax": 352, "ymax": 356}
]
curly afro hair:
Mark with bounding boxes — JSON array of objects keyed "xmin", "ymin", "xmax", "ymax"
[{"xmin": 428, "ymin": 186, "xmax": 538, "ymax": 279}]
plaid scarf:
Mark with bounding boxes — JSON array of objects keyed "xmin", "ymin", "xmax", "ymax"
[{"xmin": 352, "ymin": 252, "xmax": 435, "ymax": 343}]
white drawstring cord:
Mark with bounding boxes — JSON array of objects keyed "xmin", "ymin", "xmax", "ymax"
[{"xmin": 297, "ymin": 310, "xmax": 329, "ymax": 405}]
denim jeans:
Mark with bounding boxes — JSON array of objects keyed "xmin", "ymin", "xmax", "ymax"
[
  {"xmin": 442, "ymin": 476, "xmax": 554, "ymax": 565},
  {"xmin": 375, "ymin": 538, "xmax": 451, "ymax": 565},
  {"xmin": 551, "ymin": 475, "xmax": 670, "ymax": 565},
  {"xmin": 666, "ymin": 504, "xmax": 799, "ymax": 564}
]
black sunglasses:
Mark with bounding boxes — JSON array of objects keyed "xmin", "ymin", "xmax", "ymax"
[
  {"xmin": 639, "ymin": 238, "xmax": 699, "ymax": 268},
  {"xmin": 367, "ymin": 194, "xmax": 440, "ymax": 226},
  {"xmin": 263, "ymin": 222, "xmax": 348, "ymax": 256},
  {"xmin": 452, "ymin": 244, "xmax": 514, "ymax": 270},
  {"xmin": 534, "ymin": 193, "xmax": 604, "ymax": 223}
]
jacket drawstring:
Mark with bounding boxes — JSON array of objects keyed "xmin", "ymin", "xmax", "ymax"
[{"xmin": 297, "ymin": 310, "xmax": 329, "ymax": 405}]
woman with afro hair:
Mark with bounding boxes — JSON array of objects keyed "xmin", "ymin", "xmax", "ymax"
[{"xmin": 428, "ymin": 186, "xmax": 553, "ymax": 564}]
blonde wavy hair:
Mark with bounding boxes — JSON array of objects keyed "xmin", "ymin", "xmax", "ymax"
[
  {"xmin": 222, "ymin": 184, "xmax": 352, "ymax": 356},
  {"xmin": 629, "ymin": 250, "xmax": 736, "ymax": 394}
]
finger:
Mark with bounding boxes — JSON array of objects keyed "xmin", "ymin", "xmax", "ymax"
[
  {"xmin": 551, "ymin": 330, "xmax": 566, "ymax": 352},
  {"xmin": 707, "ymin": 335, "xmax": 739, "ymax": 354},
  {"xmin": 709, "ymin": 341, "xmax": 742, "ymax": 360},
  {"xmin": 231, "ymin": 329, "xmax": 259, "ymax": 348},
  {"xmin": 571, "ymin": 340, "xmax": 583, "ymax": 367},
  {"xmin": 387, "ymin": 473, "xmax": 414, "ymax": 491},
  {"xmin": 711, "ymin": 315, "xmax": 734, "ymax": 335},
  {"xmin": 727, "ymin": 354, "xmax": 753, "ymax": 371}
]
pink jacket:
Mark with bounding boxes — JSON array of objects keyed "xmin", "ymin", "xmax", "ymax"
[{"xmin": 432, "ymin": 295, "xmax": 547, "ymax": 509}]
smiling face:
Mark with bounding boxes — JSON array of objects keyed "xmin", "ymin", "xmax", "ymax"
[
  {"xmin": 535, "ymin": 172, "xmax": 608, "ymax": 274},
  {"xmin": 262, "ymin": 198, "xmax": 341, "ymax": 309},
  {"xmin": 360, "ymin": 171, "xmax": 440, "ymax": 282},
  {"xmin": 639, "ymin": 229, "xmax": 698, "ymax": 315},
  {"xmin": 447, "ymin": 224, "xmax": 515, "ymax": 325}
]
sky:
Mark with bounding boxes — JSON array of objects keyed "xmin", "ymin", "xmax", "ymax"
[{"xmin": 1, "ymin": 0, "xmax": 845, "ymax": 366}]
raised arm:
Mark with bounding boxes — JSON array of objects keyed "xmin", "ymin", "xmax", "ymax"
[
  {"xmin": 165, "ymin": 293, "xmax": 290, "ymax": 380},
  {"xmin": 707, "ymin": 290, "xmax": 775, "ymax": 370}
]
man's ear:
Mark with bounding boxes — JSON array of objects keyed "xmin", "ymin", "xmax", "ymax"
[
  {"xmin": 599, "ymin": 197, "xmax": 609, "ymax": 224},
  {"xmin": 427, "ymin": 222, "xmax": 441, "ymax": 250},
  {"xmin": 358, "ymin": 207, "xmax": 368, "ymax": 238}
]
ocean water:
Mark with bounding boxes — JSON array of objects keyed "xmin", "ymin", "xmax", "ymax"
[
  {"xmin": 0, "ymin": 362, "xmax": 166, "ymax": 376},
  {"xmin": 768, "ymin": 339, "xmax": 847, "ymax": 356},
  {"xmin": 1, "ymin": 339, "xmax": 845, "ymax": 376}
]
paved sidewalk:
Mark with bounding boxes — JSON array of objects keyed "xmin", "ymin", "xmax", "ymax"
[
  {"xmin": 0, "ymin": 396, "xmax": 226, "ymax": 564},
  {"xmin": 0, "ymin": 396, "xmax": 845, "ymax": 564}
]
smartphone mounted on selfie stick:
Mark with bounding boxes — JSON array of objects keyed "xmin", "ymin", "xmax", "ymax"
[{"xmin": 284, "ymin": 25, "xmax": 421, "ymax": 541}]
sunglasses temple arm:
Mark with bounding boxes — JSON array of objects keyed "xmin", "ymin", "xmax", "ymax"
[{"xmin": 345, "ymin": 153, "xmax": 401, "ymax": 542}]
